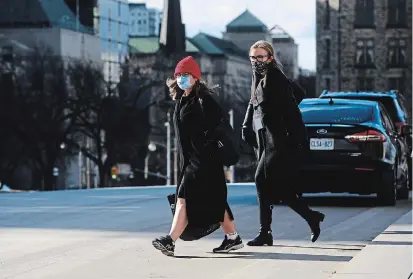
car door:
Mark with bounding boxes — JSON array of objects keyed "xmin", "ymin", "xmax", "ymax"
[{"xmin": 380, "ymin": 107, "xmax": 408, "ymax": 182}]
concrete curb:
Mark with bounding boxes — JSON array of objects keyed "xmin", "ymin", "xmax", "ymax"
[{"xmin": 331, "ymin": 209, "xmax": 412, "ymax": 279}]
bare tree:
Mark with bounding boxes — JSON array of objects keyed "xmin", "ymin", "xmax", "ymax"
[
  {"xmin": 0, "ymin": 46, "xmax": 81, "ymax": 190},
  {"xmin": 67, "ymin": 56, "xmax": 166, "ymax": 187}
]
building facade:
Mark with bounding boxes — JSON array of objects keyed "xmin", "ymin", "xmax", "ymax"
[
  {"xmin": 270, "ymin": 25, "xmax": 299, "ymax": 80},
  {"xmin": 129, "ymin": 3, "xmax": 162, "ymax": 37},
  {"xmin": 223, "ymin": 10, "xmax": 300, "ymax": 81},
  {"xmin": 223, "ymin": 10, "xmax": 271, "ymax": 54},
  {"xmin": 94, "ymin": 0, "xmax": 129, "ymax": 84},
  {"xmin": 0, "ymin": 0, "xmax": 101, "ymax": 62},
  {"xmin": 316, "ymin": 0, "xmax": 412, "ymax": 106}
]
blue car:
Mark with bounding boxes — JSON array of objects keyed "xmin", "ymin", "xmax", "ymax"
[{"xmin": 298, "ymin": 98, "xmax": 410, "ymax": 206}]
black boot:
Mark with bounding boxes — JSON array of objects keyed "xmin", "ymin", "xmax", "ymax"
[
  {"xmin": 247, "ymin": 202, "xmax": 273, "ymax": 246},
  {"xmin": 307, "ymin": 211, "xmax": 325, "ymax": 243},
  {"xmin": 247, "ymin": 228, "xmax": 273, "ymax": 246},
  {"xmin": 287, "ymin": 197, "xmax": 325, "ymax": 243}
]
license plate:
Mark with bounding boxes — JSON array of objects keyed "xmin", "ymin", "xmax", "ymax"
[{"xmin": 310, "ymin": 138, "xmax": 334, "ymax": 150}]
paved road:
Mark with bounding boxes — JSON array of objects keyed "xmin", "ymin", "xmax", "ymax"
[{"xmin": 0, "ymin": 185, "xmax": 411, "ymax": 279}]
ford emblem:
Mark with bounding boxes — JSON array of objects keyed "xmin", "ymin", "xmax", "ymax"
[{"xmin": 317, "ymin": 129, "xmax": 328, "ymax": 134}]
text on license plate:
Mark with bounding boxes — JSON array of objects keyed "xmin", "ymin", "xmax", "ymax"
[{"xmin": 310, "ymin": 138, "xmax": 334, "ymax": 150}]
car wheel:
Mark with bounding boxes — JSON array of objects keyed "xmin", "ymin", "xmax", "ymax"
[
  {"xmin": 377, "ymin": 169, "xmax": 397, "ymax": 206},
  {"xmin": 397, "ymin": 169, "xmax": 410, "ymax": 200}
]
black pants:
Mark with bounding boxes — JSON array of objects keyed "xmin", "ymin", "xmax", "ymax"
[{"xmin": 254, "ymin": 147, "xmax": 313, "ymax": 231}]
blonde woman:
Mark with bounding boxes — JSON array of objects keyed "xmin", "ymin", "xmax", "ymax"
[
  {"xmin": 152, "ymin": 56, "xmax": 243, "ymax": 256},
  {"xmin": 241, "ymin": 41, "xmax": 325, "ymax": 246}
]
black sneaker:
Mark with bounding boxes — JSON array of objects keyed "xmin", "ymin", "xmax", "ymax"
[
  {"xmin": 152, "ymin": 235, "xmax": 175, "ymax": 256},
  {"xmin": 213, "ymin": 235, "xmax": 244, "ymax": 253}
]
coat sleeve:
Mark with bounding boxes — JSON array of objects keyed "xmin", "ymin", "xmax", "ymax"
[
  {"xmin": 282, "ymin": 86, "xmax": 308, "ymax": 147},
  {"xmin": 242, "ymin": 103, "xmax": 254, "ymax": 129},
  {"xmin": 273, "ymin": 74, "xmax": 308, "ymax": 148},
  {"xmin": 288, "ymin": 79, "xmax": 306, "ymax": 104}
]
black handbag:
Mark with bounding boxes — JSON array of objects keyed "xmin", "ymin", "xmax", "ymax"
[
  {"xmin": 199, "ymin": 98, "xmax": 240, "ymax": 167},
  {"xmin": 167, "ymin": 194, "xmax": 220, "ymax": 241}
]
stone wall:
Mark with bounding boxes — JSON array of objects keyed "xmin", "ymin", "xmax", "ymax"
[
  {"xmin": 316, "ymin": 0, "xmax": 412, "ymax": 114},
  {"xmin": 223, "ymin": 31, "xmax": 271, "ymax": 54},
  {"xmin": 273, "ymin": 38, "xmax": 299, "ymax": 80}
]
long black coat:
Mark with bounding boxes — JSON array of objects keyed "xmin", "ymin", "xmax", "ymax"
[
  {"xmin": 243, "ymin": 65, "xmax": 308, "ymax": 202},
  {"xmin": 174, "ymin": 91, "xmax": 233, "ymax": 227}
]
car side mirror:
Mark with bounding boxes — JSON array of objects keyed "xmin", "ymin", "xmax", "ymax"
[{"xmin": 400, "ymin": 124, "xmax": 412, "ymax": 136}]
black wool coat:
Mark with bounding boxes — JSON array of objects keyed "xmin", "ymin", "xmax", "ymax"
[
  {"xmin": 243, "ymin": 65, "xmax": 309, "ymax": 201},
  {"xmin": 174, "ymin": 91, "xmax": 233, "ymax": 227}
]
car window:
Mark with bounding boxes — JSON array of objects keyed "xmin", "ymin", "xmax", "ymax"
[
  {"xmin": 300, "ymin": 105, "xmax": 373, "ymax": 124},
  {"xmin": 380, "ymin": 107, "xmax": 395, "ymax": 132},
  {"xmin": 322, "ymin": 95, "xmax": 403, "ymax": 123},
  {"xmin": 397, "ymin": 96, "xmax": 408, "ymax": 114}
]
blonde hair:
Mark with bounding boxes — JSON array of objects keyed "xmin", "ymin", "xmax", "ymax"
[{"xmin": 250, "ymin": 40, "xmax": 283, "ymax": 70}]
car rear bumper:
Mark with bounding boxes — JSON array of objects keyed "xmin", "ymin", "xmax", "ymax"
[{"xmin": 297, "ymin": 161, "xmax": 393, "ymax": 195}]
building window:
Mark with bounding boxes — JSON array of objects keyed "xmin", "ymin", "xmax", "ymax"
[
  {"xmin": 323, "ymin": 39, "xmax": 331, "ymax": 69},
  {"xmin": 324, "ymin": 0, "xmax": 330, "ymax": 29},
  {"xmin": 355, "ymin": 0, "xmax": 375, "ymax": 28},
  {"xmin": 388, "ymin": 39, "xmax": 407, "ymax": 67},
  {"xmin": 324, "ymin": 77, "xmax": 331, "ymax": 90},
  {"xmin": 355, "ymin": 39, "xmax": 375, "ymax": 67},
  {"xmin": 388, "ymin": 77, "xmax": 405, "ymax": 93},
  {"xmin": 388, "ymin": 0, "xmax": 407, "ymax": 27},
  {"xmin": 357, "ymin": 77, "xmax": 374, "ymax": 91}
]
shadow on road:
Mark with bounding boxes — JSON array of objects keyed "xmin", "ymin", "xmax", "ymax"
[
  {"xmin": 371, "ymin": 240, "xmax": 412, "ymax": 246},
  {"xmin": 174, "ymin": 255, "xmax": 248, "ymax": 259},
  {"xmin": 382, "ymin": 230, "xmax": 412, "ymax": 235},
  {"xmin": 180, "ymin": 251, "xmax": 353, "ymax": 261},
  {"xmin": 271, "ymin": 244, "xmax": 363, "ymax": 251}
]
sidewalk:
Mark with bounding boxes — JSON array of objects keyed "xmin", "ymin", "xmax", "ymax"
[{"xmin": 331, "ymin": 209, "xmax": 412, "ymax": 279}]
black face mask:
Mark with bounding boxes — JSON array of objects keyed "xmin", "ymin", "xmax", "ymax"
[{"xmin": 252, "ymin": 61, "xmax": 270, "ymax": 75}]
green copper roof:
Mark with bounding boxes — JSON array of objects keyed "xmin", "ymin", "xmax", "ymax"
[
  {"xmin": 128, "ymin": 37, "xmax": 200, "ymax": 54},
  {"xmin": 191, "ymin": 33, "xmax": 246, "ymax": 58},
  {"xmin": 226, "ymin": 10, "xmax": 267, "ymax": 32},
  {"xmin": 191, "ymin": 33, "xmax": 223, "ymax": 55},
  {"xmin": 39, "ymin": 0, "xmax": 93, "ymax": 33}
]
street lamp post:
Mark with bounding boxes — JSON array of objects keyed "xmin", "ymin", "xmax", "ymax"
[
  {"xmin": 165, "ymin": 112, "xmax": 171, "ymax": 185},
  {"xmin": 228, "ymin": 109, "xmax": 235, "ymax": 183},
  {"xmin": 145, "ymin": 142, "xmax": 157, "ymax": 179}
]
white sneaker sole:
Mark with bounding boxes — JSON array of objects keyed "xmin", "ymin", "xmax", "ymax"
[{"xmin": 213, "ymin": 243, "xmax": 244, "ymax": 253}]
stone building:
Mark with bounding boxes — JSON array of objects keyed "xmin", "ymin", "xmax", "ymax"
[
  {"xmin": 270, "ymin": 25, "xmax": 299, "ymax": 80},
  {"xmin": 223, "ymin": 10, "xmax": 271, "ymax": 54},
  {"xmin": 223, "ymin": 10, "xmax": 300, "ymax": 80},
  {"xmin": 316, "ymin": 0, "xmax": 412, "ymax": 107}
]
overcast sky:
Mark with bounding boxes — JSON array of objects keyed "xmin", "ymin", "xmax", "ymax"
[{"xmin": 130, "ymin": 0, "xmax": 316, "ymax": 70}]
